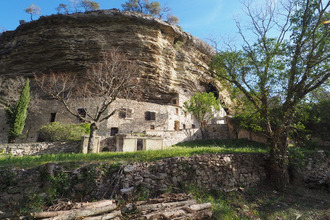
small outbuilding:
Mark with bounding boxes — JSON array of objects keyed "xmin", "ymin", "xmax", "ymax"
[{"xmin": 115, "ymin": 134, "xmax": 163, "ymax": 152}]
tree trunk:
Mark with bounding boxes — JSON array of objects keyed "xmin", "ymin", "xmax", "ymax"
[
  {"xmin": 33, "ymin": 200, "xmax": 114, "ymax": 218},
  {"xmin": 46, "ymin": 203, "xmax": 117, "ymax": 220},
  {"xmin": 268, "ymin": 134, "xmax": 290, "ymax": 188},
  {"xmin": 200, "ymin": 123, "xmax": 207, "ymax": 139},
  {"xmin": 88, "ymin": 123, "xmax": 98, "ymax": 153}
]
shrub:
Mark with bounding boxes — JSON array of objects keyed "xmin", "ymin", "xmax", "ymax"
[{"xmin": 38, "ymin": 122, "xmax": 90, "ymax": 142}]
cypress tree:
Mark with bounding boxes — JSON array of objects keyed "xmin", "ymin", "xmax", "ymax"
[{"xmin": 6, "ymin": 78, "xmax": 31, "ymax": 143}]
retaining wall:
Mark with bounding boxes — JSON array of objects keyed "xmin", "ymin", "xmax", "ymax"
[
  {"xmin": 0, "ymin": 142, "xmax": 80, "ymax": 156},
  {"xmin": 0, "ymin": 151, "xmax": 328, "ymax": 211}
]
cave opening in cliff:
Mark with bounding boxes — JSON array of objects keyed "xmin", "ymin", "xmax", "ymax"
[
  {"xmin": 205, "ymin": 83, "xmax": 229, "ymax": 114},
  {"xmin": 206, "ymin": 82, "xmax": 219, "ymax": 99}
]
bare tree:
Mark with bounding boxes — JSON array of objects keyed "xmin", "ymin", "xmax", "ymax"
[
  {"xmin": 56, "ymin": 3, "xmax": 69, "ymax": 14},
  {"xmin": 35, "ymin": 49, "xmax": 141, "ymax": 153},
  {"xmin": 25, "ymin": 4, "xmax": 41, "ymax": 21},
  {"xmin": 157, "ymin": 3, "xmax": 171, "ymax": 19},
  {"xmin": 0, "ymin": 26, "xmax": 5, "ymax": 34},
  {"xmin": 69, "ymin": 0, "xmax": 80, "ymax": 12}
]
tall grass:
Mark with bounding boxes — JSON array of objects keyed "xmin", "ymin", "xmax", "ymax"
[{"xmin": 0, "ymin": 139, "xmax": 268, "ymax": 168}]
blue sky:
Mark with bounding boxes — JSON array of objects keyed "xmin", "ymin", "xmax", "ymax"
[{"xmin": 0, "ymin": 0, "xmax": 244, "ymax": 43}]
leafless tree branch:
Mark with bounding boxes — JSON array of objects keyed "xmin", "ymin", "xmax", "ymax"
[{"xmin": 35, "ymin": 48, "xmax": 141, "ymax": 152}]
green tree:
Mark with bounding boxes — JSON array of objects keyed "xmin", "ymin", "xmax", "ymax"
[
  {"xmin": 146, "ymin": 1, "xmax": 161, "ymax": 16},
  {"xmin": 6, "ymin": 78, "xmax": 31, "ymax": 143},
  {"xmin": 294, "ymin": 99, "xmax": 330, "ymax": 143},
  {"xmin": 210, "ymin": 0, "xmax": 329, "ymax": 187},
  {"xmin": 25, "ymin": 4, "xmax": 41, "ymax": 21},
  {"xmin": 183, "ymin": 92, "xmax": 221, "ymax": 139},
  {"xmin": 166, "ymin": 14, "xmax": 179, "ymax": 25},
  {"xmin": 122, "ymin": 0, "xmax": 144, "ymax": 12},
  {"xmin": 80, "ymin": 0, "xmax": 100, "ymax": 11},
  {"xmin": 121, "ymin": 0, "xmax": 178, "ymax": 24}
]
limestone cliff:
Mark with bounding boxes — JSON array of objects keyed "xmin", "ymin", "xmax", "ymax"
[{"xmin": 0, "ymin": 10, "xmax": 226, "ymax": 105}]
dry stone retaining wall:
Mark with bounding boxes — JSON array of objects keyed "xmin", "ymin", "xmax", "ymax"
[
  {"xmin": 121, "ymin": 154, "xmax": 267, "ymax": 195},
  {"xmin": 0, "ymin": 142, "xmax": 80, "ymax": 156},
  {"xmin": 0, "ymin": 153, "xmax": 268, "ymax": 207},
  {"xmin": 0, "ymin": 152, "xmax": 328, "ymax": 211}
]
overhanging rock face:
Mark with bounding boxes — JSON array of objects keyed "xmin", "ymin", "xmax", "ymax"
[
  {"xmin": 0, "ymin": 10, "xmax": 227, "ymax": 105},
  {"xmin": 0, "ymin": 10, "xmax": 234, "ymax": 144}
]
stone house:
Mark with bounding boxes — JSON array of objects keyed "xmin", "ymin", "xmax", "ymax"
[{"xmin": 0, "ymin": 94, "xmax": 228, "ymax": 151}]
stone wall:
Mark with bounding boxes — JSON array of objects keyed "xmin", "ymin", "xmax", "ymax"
[
  {"xmin": 227, "ymin": 117, "xmax": 268, "ymax": 143},
  {"xmin": 146, "ymin": 129, "xmax": 201, "ymax": 147},
  {"xmin": 0, "ymin": 152, "xmax": 328, "ymax": 209},
  {"xmin": 302, "ymin": 150, "xmax": 329, "ymax": 177},
  {"xmin": 0, "ymin": 153, "xmax": 267, "ymax": 207},
  {"xmin": 121, "ymin": 154, "xmax": 268, "ymax": 194},
  {"xmin": 146, "ymin": 124, "xmax": 230, "ymax": 147},
  {"xmin": 0, "ymin": 142, "xmax": 80, "ymax": 156},
  {"xmin": 0, "ymin": 108, "xmax": 7, "ymax": 143}
]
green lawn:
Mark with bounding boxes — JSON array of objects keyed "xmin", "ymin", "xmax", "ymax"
[{"xmin": 0, "ymin": 139, "xmax": 268, "ymax": 168}]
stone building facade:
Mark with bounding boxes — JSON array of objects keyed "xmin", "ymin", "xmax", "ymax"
[{"xmin": 0, "ymin": 93, "xmax": 228, "ymax": 150}]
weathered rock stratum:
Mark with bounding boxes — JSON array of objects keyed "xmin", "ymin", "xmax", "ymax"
[{"xmin": 0, "ymin": 10, "xmax": 220, "ymax": 104}]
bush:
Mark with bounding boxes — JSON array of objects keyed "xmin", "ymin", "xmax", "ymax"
[{"xmin": 38, "ymin": 122, "xmax": 90, "ymax": 142}]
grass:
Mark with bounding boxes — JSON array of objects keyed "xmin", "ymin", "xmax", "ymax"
[
  {"xmin": 185, "ymin": 183, "xmax": 330, "ymax": 219},
  {"xmin": 175, "ymin": 138, "xmax": 268, "ymax": 150},
  {"xmin": 0, "ymin": 139, "xmax": 268, "ymax": 168},
  {"xmin": 1, "ymin": 139, "xmax": 328, "ymax": 219}
]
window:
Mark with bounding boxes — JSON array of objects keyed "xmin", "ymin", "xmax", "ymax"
[
  {"xmin": 150, "ymin": 125, "xmax": 155, "ymax": 130},
  {"xmin": 171, "ymin": 97, "xmax": 179, "ymax": 106},
  {"xmin": 175, "ymin": 108, "xmax": 179, "ymax": 115},
  {"xmin": 50, "ymin": 113, "xmax": 56, "ymax": 122},
  {"xmin": 192, "ymin": 124, "xmax": 196, "ymax": 129},
  {"xmin": 110, "ymin": 127, "xmax": 119, "ymax": 136},
  {"xmin": 77, "ymin": 108, "xmax": 87, "ymax": 122},
  {"xmin": 183, "ymin": 124, "xmax": 186, "ymax": 129},
  {"xmin": 145, "ymin": 111, "xmax": 156, "ymax": 120},
  {"xmin": 119, "ymin": 109, "xmax": 126, "ymax": 118},
  {"xmin": 174, "ymin": 121, "xmax": 180, "ymax": 131},
  {"xmin": 119, "ymin": 108, "xmax": 133, "ymax": 119}
]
